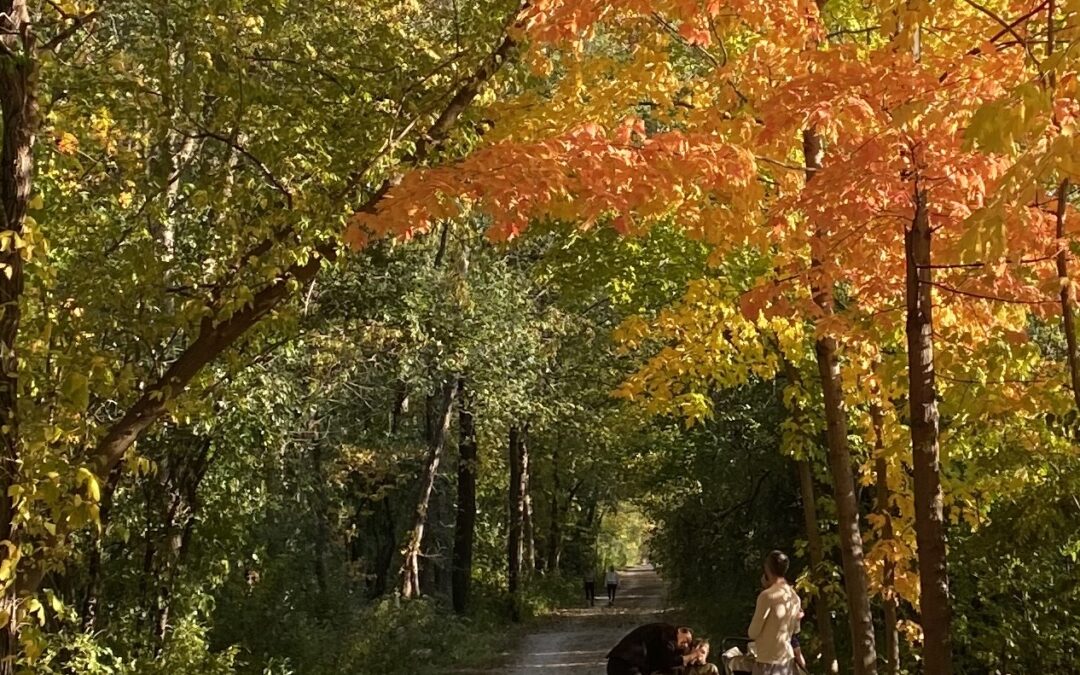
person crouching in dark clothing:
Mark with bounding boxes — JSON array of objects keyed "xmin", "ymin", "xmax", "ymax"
[{"xmin": 606, "ymin": 623, "xmax": 703, "ymax": 675}]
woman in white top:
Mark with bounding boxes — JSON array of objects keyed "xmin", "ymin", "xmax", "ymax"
[
  {"xmin": 605, "ymin": 566, "xmax": 620, "ymax": 605},
  {"xmin": 747, "ymin": 550, "xmax": 802, "ymax": 675}
]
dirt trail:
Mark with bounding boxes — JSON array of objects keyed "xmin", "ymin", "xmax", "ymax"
[{"xmin": 501, "ymin": 564, "xmax": 677, "ymax": 674}]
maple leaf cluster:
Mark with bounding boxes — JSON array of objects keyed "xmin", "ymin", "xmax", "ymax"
[{"xmin": 347, "ymin": 120, "xmax": 757, "ymax": 247}]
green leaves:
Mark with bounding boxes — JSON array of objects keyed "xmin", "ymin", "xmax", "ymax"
[
  {"xmin": 964, "ymin": 82, "xmax": 1051, "ymax": 154},
  {"xmin": 61, "ymin": 372, "xmax": 89, "ymax": 411}
]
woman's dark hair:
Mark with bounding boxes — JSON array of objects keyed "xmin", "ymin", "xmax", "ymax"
[{"xmin": 765, "ymin": 550, "xmax": 790, "ymax": 578}]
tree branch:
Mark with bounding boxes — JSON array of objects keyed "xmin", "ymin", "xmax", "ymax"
[
  {"xmin": 188, "ymin": 129, "xmax": 294, "ymax": 210},
  {"xmin": 88, "ymin": 1, "xmax": 530, "ymax": 478},
  {"xmin": 924, "ymin": 280, "xmax": 1055, "ymax": 305},
  {"xmin": 651, "ymin": 11, "xmax": 722, "ymax": 67},
  {"xmin": 41, "ymin": 9, "xmax": 100, "ymax": 51},
  {"xmin": 915, "ymin": 253, "xmax": 1058, "ymax": 269},
  {"xmin": 962, "ymin": 0, "xmax": 1042, "ymax": 67}
]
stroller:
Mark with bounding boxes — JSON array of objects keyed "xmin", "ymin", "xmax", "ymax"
[
  {"xmin": 718, "ymin": 636, "xmax": 808, "ymax": 675},
  {"xmin": 719, "ymin": 637, "xmax": 755, "ymax": 675}
]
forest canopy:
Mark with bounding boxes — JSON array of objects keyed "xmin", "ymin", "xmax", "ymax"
[{"xmin": 0, "ymin": 0, "xmax": 1079, "ymax": 673}]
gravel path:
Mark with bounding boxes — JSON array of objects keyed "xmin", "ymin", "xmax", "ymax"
[{"xmin": 501, "ymin": 564, "xmax": 677, "ymax": 674}]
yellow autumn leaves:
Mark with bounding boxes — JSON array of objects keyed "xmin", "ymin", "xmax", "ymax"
[{"xmin": 612, "ymin": 278, "xmax": 804, "ymax": 423}]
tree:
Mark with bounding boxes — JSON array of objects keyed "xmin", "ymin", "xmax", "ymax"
[
  {"xmin": 0, "ymin": 0, "xmax": 530, "ymax": 665},
  {"xmin": 507, "ymin": 425, "xmax": 526, "ymax": 619},
  {"xmin": 399, "ymin": 380, "xmax": 457, "ymax": 599},
  {"xmin": 452, "ymin": 379, "xmax": 478, "ymax": 613}
]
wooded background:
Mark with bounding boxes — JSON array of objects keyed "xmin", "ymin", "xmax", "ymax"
[{"xmin": 0, "ymin": 0, "xmax": 1079, "ymax": 673}]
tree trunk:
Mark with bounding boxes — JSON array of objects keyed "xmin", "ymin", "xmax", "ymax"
[
  {"xmin": 452, "ymin": 379, "xmax": 477, "ymax": 614},
  {"xmin": 419, "ymin": 393, "xmax": 451, "ymax": 597},
  {"xmin": 522, "ymin": 431, "xmax": 536, "ymax": 577},
  {"xmin": 399, "ymin": 379, "xmax": 456, "ymax": 599},
  {"xmin": 507, "ymin": 425, "xmax": 526, "ymax": 621},
  {"xmin": 311, "ymin": 439, "xmax": 330, "ymax": 597},
  {"xmin": 1055, "ymin": 180, "xmax": 1080, "ymax": 409},
  {"xmin": 906, "ymin": 188, "xmax": 953, "ymax": 675},
  {"xmin": 546, "ymin": 443, "xmax": 562, "ymax": 572},
  {"xmin": 1045, "ymin": 0, "xmax": 1080, "ymax": 411},
  {"xmin": 0, "ymin": 3, "xmax": 35, "ymax": 668},
  {"xmin": 797, "ymin": 460, "xmax": 840, "ymax": 674},
  {"xmin": 372, "ymin": 499, "xmax": 396, "ymax": 598},
  {"xmin": 871, "ymin": 404, "xmax": 900, "ymax": 675},
  {"xmin": 391, "ymin": 383, "xmax": 409, "ymax": 435},
  {"xmin": 814, "ymin": 335, "xmax": 876, "ymax": 675},
  {"xmin": 151, "ymin": 437, "xmax": 212, "ymax": 648},
  {"xmin": 780, "ymin": 358, "xmax": 839, "ymax": 674},
  {"xmin": 523, "ymin": 497, "xmax": 536, "ymax": 576},
  {"xmin": 805, "ymin": 127, "xmax": 878, "ymax": 675}
]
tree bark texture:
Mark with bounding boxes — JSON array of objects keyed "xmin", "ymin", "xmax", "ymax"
[
  {"xmin": 905, "ymin": 188, "xmax": 954, "ymax": 675},
  {"xmin": 0, "ymin": 3, "xmax": 35, "ymax": 667},
  {"xmin": 1055, "ymin": 180, "xmax": 1080, "ymax": 409}
]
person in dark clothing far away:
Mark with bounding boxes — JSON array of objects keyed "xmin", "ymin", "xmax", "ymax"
[
  {"xmin": 606, "ymin": 622, "xmax": 704, "ymax": 675},
  {"xmin": 583, "ymin": 570, "xmax": 596, "ymax": 607}
]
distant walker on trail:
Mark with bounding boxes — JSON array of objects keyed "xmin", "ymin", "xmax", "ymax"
[
  {"xmin": 583, "ymin": 569, "xmax": 596, "ymax": 607},
  {"xmin": 605, "ymin": 566, "xmax": 620, "ymax": 606}
]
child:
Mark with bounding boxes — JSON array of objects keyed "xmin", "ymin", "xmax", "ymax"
[
  {"xmin": 682, "ymin": 639, "xmax": 720, "ymax": 675},
  {"xmin": 791, "ymin": 636, "xmax": 807, "ymax": 673},
  {"xmin": 660, "ymin": 639, "xmax": 719, "ymax": 675}
]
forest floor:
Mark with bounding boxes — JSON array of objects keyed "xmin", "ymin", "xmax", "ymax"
[{"xmin": 496, "ymin": 564, "xmax": 678, "ymax": 674}]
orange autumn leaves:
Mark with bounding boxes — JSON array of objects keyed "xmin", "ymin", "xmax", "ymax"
[
  {"xmin": 756, "ymin": 44, "xmax": 1054, "ymax": 324},
  {"xmin": 346, "ymin": 119, "xmax": 758, "ymax": 247},
  {"xmin": 340, "ymin": 2, "xmax": 1080, "ymax": 629},
  {"xmin": 517, "ymin": 0, "xmax": 818, "ymax": 47},
  {"xmin": 761, "ymin": 41, "xmax": 1076, "ymax": 335},
  {"xmin": 348, "ymin": 0, "xmax": 1079, "ymax": 339}
]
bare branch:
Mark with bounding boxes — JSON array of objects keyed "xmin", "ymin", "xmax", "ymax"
[
  {"xmin": 962, "ymin": 0, "xmax": 1042, "ymax": 67},
  {"xmin": 925, "ymin": 280, "xmax": 1054, "ymax": 305},
  {"xmin": 757, "ymin": 154, "xmax": 819, "ymax": 173},
  {"xmin": 652, "ymin": 11, "xmax": 721, "ymax": 67},
  {"xmin": 827, "ymin": 25, "xmax": 880, "ymax": 40},
  {"xmin": 916, "ymin": 253, "xmax": 1058, "ymax": 269}
]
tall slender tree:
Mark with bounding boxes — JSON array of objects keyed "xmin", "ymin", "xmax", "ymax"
[
  {"xmin": 452, "ymin": 379, "xmax": 478, "ymax": 614},
  {"xmin": 399, "ymin": 380, "xmax": 457, "ymax": 599}
]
